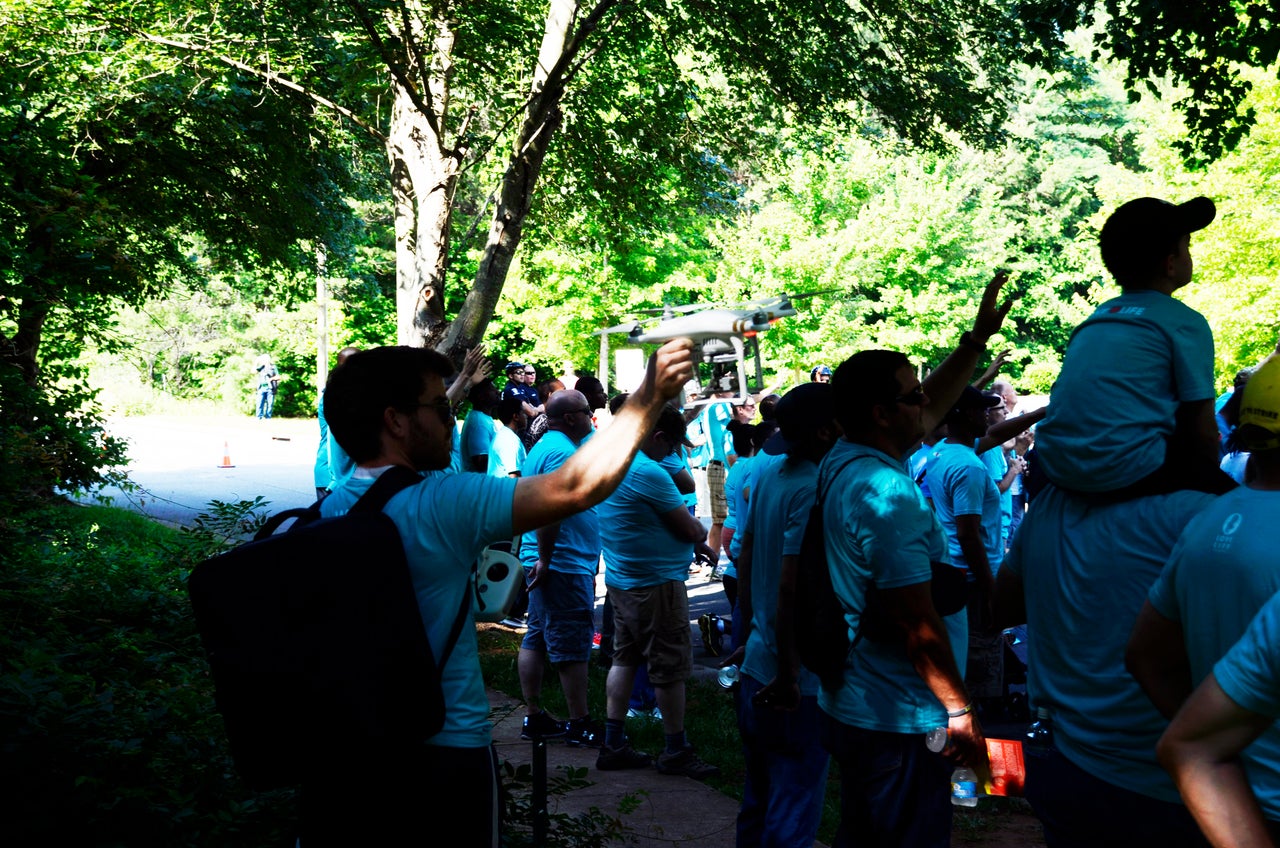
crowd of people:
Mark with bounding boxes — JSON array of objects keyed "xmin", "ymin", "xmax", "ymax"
[{"xmin": 297, "ymin": 193, "xmax": 1280, "ymax": 848}]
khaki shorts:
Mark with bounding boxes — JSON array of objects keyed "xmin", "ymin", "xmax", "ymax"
[
  {"xmin": 607, "ymin": 580, "xmax": 692, "ymax": 686},
  {"xmin": 707, "ymin": 460, "xmax": 728, "ymax": 523}
]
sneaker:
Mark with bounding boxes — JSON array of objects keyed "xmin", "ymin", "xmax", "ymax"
[
  {"xmin": 564, "ymin": 718, "xmax": 604, "ymax": 748},
  {"xmin": 596, "ymin": 743, "xmax": 653, "ymax": 771},
  {"xmin": 499, "ymin": 616, "xmax": 528, "ymax": 631},
  {"xmin": 656, "ymin": 745, "xmax": 720, "ymax": 780},
  {"xmin": 520, "ymin": 711, "xmax": 566, "ymax": 741},
  {"xmin": 699, "ymin": 614, "xmax": 722, "ymax": 658}
]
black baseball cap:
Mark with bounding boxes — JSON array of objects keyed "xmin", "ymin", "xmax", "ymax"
[
  {"xmin": 762, "ymin": 383, "xmax": 835, "ymax": 455},
  {"xmin": 1099, "ymin": 196, "xmax": 1216, "ymax": 285}
]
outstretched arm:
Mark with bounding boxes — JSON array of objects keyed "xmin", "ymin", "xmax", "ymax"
[
  {"xmin": 921, "ymin": 271, "xmax": 1015, "ymax": 435},
  {"xmin": 511, "ymin": 340, "xmax": 695, "ymax": 534},
  {"xmin": 971, "ymin": 349, "xmax": 1011, "ymax": 390}
]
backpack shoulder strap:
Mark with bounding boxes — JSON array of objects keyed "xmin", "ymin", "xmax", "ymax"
[
  {"xmin": 349, "ymin": 465, "xmax": 423, "ymax": 513},
  {"xmin": 347, "ymin": 464, "xmax": 471, "ymax": 671}
]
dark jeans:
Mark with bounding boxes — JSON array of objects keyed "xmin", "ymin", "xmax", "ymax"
[
  {"xmin": 820, "ymin": 712, "xmax": 952, "ymax": 848},
  {"xmin": 1023, "ymin": 745, "xmax": 1208, "ymax": 848},
  {"xmin": 737, "ymin": 674, "xmax": 830, "ymax": 848}
]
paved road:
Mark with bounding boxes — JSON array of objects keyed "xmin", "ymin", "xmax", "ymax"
[
  {"xmin": 90, "ymin": 414, "xmax": 321, "ymax": 527},
  {"xmin": 91, "ymin": 414, "xmax": 735, "ymax": 659}
]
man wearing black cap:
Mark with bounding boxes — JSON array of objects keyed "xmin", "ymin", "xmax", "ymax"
[
  {"xmin": 928, "ymin": 386, "xmax": 1008, "ymax": 712},
  {"xmin": 1035, "ymin": 195, "xmax": 1234, "ymax": 499}
]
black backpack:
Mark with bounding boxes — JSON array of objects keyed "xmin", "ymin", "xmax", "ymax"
[
  {"xmin": 794, "ymin": 456, "xmax": 859, "ymax": 691},
  {"xmin": 187, "ymin": 466, "xmax": 469, "ymax": 791},
  {"xmin": 794, "ymin": 455, "xmax": 968, "ymax": 691}
]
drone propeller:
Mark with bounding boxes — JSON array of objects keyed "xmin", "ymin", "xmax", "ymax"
[
  {"xmin": 592, "ymin": 320, "xmax": 644, "ymax": 336},
  {"xmin": 635, "ymin": 303, "xmax": 708, "ymax": 316}
]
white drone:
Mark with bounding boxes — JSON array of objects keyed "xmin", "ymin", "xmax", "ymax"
[{"xmin": 592, "ymin": 293, "xmax": 820, "ymax": 405}]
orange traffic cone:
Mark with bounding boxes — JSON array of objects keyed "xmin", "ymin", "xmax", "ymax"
[{"xmin": 217, "ymin": 440, "xmax": 235, "ymax": 468}]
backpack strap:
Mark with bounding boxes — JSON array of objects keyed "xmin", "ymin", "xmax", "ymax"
[{"xmin": 349, "ymin": 464, "xmax": 471, "ymax": 673}]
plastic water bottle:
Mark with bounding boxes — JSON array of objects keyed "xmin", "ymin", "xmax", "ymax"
[
  {"xmin": 951, "ymin": 766, "xmax": 979, "ymax": 807},
  {"xmin": 717, "ymin": 664, "xmax": 739, "ymax": 689},
  {"xmin": 1025, "ymin": 706, "xmax": 1052, "ymax": 753}
]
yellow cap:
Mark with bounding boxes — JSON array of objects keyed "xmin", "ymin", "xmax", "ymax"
[{"xmin": 1239, "ymin": 353, "xmax": 1280, "ymax": 452}]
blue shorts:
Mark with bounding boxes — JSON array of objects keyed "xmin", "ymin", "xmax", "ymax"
[{"xmin": 520, "ymin": 569, "xmax": 595, "ymax": 663}]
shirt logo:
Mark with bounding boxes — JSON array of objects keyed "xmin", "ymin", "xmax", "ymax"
[
  {"xmin": 1213, "ymin": 512, "xmax": 1243, "ymax": 553},
  {"xmin": 1106, "ymin": 306, "xmax": 1146, "ymax": 316}
]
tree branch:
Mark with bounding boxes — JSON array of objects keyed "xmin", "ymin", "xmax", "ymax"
[
  {"xmin": 132, "ymin": 31, "xmax": 385, "ymax": 141},
  {"xmin": 343, "ymin": 0, "xmax": 444, "ymax": 143}
]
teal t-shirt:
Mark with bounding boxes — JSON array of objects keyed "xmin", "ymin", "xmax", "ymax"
[
  {"xmin": 978, "ymin": 442, "xmax": 1012, "ymax": 548},
  {"xmin": 740, "ymin": 452, "xmax": 821, "ymax": 696},
  {"xmin": 724, "ymin": 453, "xmax": 758, "ymax": 568},
  {"xmin": 1148, "ymin": 486, "xmax": 1280, "ymax": 820},
  {"xmin": 928, "ymin": 441, "xmax": 1003, "ymax": 578},
  {"xmin": 460, "ymin": 409, "xmax": 496, "ymax": 469},
  {"xmin": 1035, "ymin": 289, "xmax": 1216, "ymax": 492},
  {"xmin": 487, "ymin": 422, "xmax": 526, "ymax": 478},
  {"xmin": 1004, "ymin": 485, "xmax": 1215, "ymax": 801},
  {"xmin": 1218, "ymin": 591, "xmax": 1280, "ymax": 716},
  {"xmin": 657, "ymin": 447, "xmax": 698, "ymax": 511},
  {"xmin": 516, "ymin": 430, "xmax": 600, "ymax": 577},
  {"xmin": 688, "ymin": 401, "xmax": 733, "ymax": 467},
  {"xmin": 321, "ymin": 468, "xmax": 518, "ymax": 748},
  {"xmin": 599, "ymin": 453, "xmax": 692, "ymax": 590},
  {"xmin": 816, "ymin": 439, "xmax": 951, "ymax": 734}
]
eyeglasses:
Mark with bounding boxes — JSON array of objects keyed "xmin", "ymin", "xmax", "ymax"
[
  {"xmin": 524, "ymin": 370, "xmax": 536, "ymax": 376},
  {"xmin": 411, "ymin": 398, "xmax": 455, "ymax": 424},
  {"xmin": 893, "ymin": 386, "xmax": 926, "ymax": 406}
]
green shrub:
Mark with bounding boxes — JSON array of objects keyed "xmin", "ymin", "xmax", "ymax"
[{"xmin": 1, "ymin": 502, "xmax": 296, "ymax": 846}]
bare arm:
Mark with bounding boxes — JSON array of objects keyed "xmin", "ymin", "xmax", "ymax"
[
  {"xmin": 511, "ymin": 340, "xmax": 694, "ymax": 534},
  {"xmin": 882, "ymin": 581, "xmax": 987, "ymax": 770},
  {"xmin": 977, "ymin": 407, "xmax": 1046, "ymax": 454},
  {"xmin": 1157, "ymin": 673, "xmax": 1277, "ymax": 848},
  {"xmin": 1125, "ymin": 601, "xmax": 1193, "ymax": 719},
  {"xmin": 659, "ymin": 504, "xmax": 708, "ymax": 543},
  {"xmin": 447, "ymin": 344, "xmax": 491, "ymax": 407},
  {"xmin": 921, "ymin": 271, "xmax": 1014, "ymax": 434},
  {"xmin": 971, "ymin": 349, "xmax": 1011, "ymax": 390},
  {"xmin": 670, "ymin": 465, "xmax": 696, "ymax": 495},
  {"xmin": 528, "ymin": 522, "xmax": 561, "ymax": 591}
]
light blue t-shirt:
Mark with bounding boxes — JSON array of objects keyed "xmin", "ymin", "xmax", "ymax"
[
  {"xmin": 978, "ymin": 442, "xmax": 1012, "ymax": 547},
  {"xmin": 741, "ymin": 452, "xmax": 821, "ymax": 696},
  {"xmin": 516, "ymin": 430, "xmax": 600, "ymax": 577},
  {"xmin": 908, "ymin": 442, "xmax": 934, "ymax": 500},
  {"xmin": 1213, "ymin": 591, "xmax": 1280, "ymax": 732},
  {"xmin": 487, "ymin": 422, "xmax": 526, "ymax": 478},
  {"xmin": 1148, "ymin": 486, "xmax": 1280, "ymax": 820},
  {"xmin": 928, "ymin": 441, "xmax": 1003, "ymax": 579},
  {"xmin": 315, "ymin": 390, "xmax": 356, "ymax": 491},
  {"xmin": 459, "ymin": 409, "xmax": 496, "ymax": 470},
  {"xmin": 598, "ymin": 453, "xmax": 692, "ymax": 590},
  {"xmin": 817, "ymin": 439, "xmax": 952, "ymax": 734},
  {"xmin": 723, "ymin": 453, "xmax": 757, "ymax": 566},
  {"xmin": 1035, "ymin": 289, "xmax": 1216, "ymax": 492},
  {"xmin": 320, "ymin": 468, "xmax": 518, "ymax": 748},
  {"xmin": 688, "ymin": 401, "xmax": 734, "ymax": 468},
  {"xmin": 1004, "ymin": 485, "xmax": 1215, "ymax": 801}
]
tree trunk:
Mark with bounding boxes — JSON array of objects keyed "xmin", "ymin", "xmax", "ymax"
[{"xmin": 438, "ymin": 0, "xmax": 581, "ymax": 359}]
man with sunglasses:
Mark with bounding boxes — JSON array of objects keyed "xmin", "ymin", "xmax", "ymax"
[
  {"xmin": 814, "ymin": 272, "xmax": 1011, "ymax": 847},
  {"xmin": 515, "ymin": 390, "xmax": 607, "ymax": 747},
  {"xmin": 316, "ymin": 341, "xmax": 694, "ymax": 848}
]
